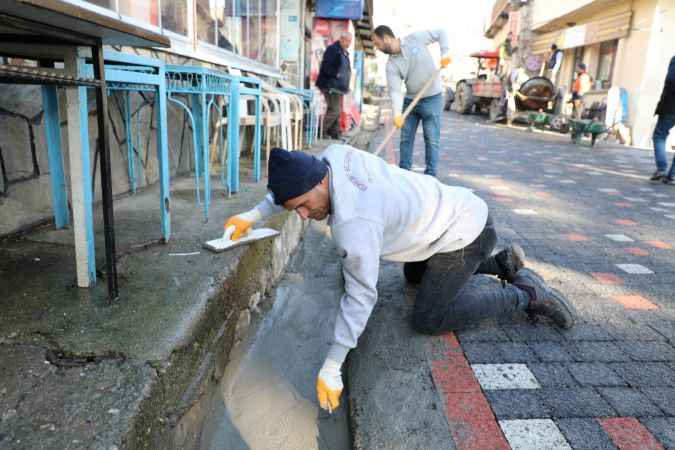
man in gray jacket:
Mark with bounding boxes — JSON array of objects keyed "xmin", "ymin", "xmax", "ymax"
[
  {"xmin": 224, "ymin": 145, "xmax": 577, "ymax": 413},
  {"xmin": 372, "ymin": 25, "xmax": 451, "ymax": 177}
]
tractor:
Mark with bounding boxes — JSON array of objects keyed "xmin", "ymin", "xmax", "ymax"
[{"xmin": 451, "ymin": 51, "xmax": 503, "ymax": 118}]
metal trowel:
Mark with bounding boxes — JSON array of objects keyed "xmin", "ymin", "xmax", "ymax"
[{"xmin": 203, "ymin": 226, "xmax": 280, "ymax": 253}]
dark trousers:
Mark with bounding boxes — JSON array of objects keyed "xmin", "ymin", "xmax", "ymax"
[
  {"xmin": 653, "ymin": 113, "xmax": 675, "ymax": 177},
  {"xmin": 408, "ymin": 216, "xmax": 529, "ymax": 334},
  {"xmin": 322, "ymin": 91, "xmax": 343, "ymax": 138}
]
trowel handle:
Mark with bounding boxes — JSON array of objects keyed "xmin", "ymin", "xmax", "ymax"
[{"xmin": 222, "ymin": 225, "xmax": 235, "ymax": 241}]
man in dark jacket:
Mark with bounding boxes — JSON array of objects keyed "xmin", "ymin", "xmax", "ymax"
[
  {"xmin": 652, "ymin": 55, "xmax": 675, "ymax": 184},
  {"xmin": 316, "ymin": 32, "xmax": 352, "ymax": 139}
]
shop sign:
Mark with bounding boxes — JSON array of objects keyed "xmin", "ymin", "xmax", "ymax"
[{"xmin": 316, "ymin": 0, "xmax": 364, "ymax": 20}]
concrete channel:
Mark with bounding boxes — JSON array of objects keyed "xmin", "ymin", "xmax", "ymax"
[{"xmin": 201, "ymin": 220, "xmax": 351, "ymax": 450}]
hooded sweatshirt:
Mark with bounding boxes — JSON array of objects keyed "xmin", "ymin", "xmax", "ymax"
[{"xmin": 255, "ymin": 144, "xmax": 488, "ymax": 364}]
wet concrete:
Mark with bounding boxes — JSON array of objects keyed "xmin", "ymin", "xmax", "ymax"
[{"xmin": 203, "ymin": 220, "xmax": 351, "ymax": 450}]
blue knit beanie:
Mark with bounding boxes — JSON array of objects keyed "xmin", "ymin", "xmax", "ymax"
[{"xmin": 267, "ymin": 148, "xmax": 328, "ymax": 205}]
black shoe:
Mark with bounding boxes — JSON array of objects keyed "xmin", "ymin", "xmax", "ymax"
[
  {"xmin": 512, "ymin": 269, "xmax": 577, "ymax": 329},
  {"xmin": 663, "ymin": 176, "xmax": 675, "ymax": 185},
  {"xmin": 496, "ymin": 243, "xmax": 526, "ymax": 283},
  {"xmin": 650, "ymin": 170, "xmax": 668, "ymax": 182}
]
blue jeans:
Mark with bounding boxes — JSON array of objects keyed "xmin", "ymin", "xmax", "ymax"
[
  {"xmin": 653, "ymin": 113, "xmax": 675, "ymax": 177},
  {"xmin": 400, "ymin": 93, "xmax": 442, "ymax": 176}
]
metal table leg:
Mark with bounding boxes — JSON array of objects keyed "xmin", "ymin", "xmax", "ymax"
[{"xmin": 91, "ymin": 43, "xmax": 118, "ymax": 300}]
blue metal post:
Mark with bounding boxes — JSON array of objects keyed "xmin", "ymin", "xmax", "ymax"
[
  {"xmin": 136, "ymin": 103, "xmax": 142, "ymax": 184},
  {"xmin": 156, "ymin": 73, "xmax": 171, "ymax": 239},
  {"xmin": 124, "ymin": 91, "xmax": 136, "ymax": 193},
  {"xmin": 253, "ymin": 92, "xmax": 262, "ymax": 181},
  {"xmin": 201, "ymin": 92, "xmax": 210, "ymax": 220},
  {"xmin": 190, "ymin": 94, "xmax": 204, "ymax": 206},
  {"xmin": 228, "ymin": 79, "xmax": 240, "ymax": 193},
  {"xmin": 41, "ymin": 85, "xmax": 70, "ymax": 229}
]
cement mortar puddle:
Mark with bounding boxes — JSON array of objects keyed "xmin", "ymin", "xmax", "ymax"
[{"xmin": 202, "ymin": 221, "xmax": 351, "ymax": 450}]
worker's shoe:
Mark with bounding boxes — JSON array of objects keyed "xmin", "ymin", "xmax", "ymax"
[
  {"xmin": 495, "ymin": 243, "xmax": 526, "ymax": 283},
  {"xmin": 650, "ymin": 170, "xmax": 668, "ymax": 182},
  {"xmin": 512, "ymin": 269, "xmax": 577, "ymax": 329},
  {"xmin": 663, "ymin": 176, "xmax": 675, "ymax": 185}
]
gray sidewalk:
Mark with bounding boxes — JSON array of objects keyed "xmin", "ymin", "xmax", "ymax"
[{"xmin": 349, "ymin": 113, "xmax": 675, "ymax": 449}]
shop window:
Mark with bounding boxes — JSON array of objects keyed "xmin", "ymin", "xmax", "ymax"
[
  {"xmin": 162, "ymin": 0, "xmax": 189, "ymax": 35},
  {"xmin": 84, "ymin": 0, "xmax": 114, "ymax": 8},
  {"xmin": 260, "ymin": 0, "xmax": 278, "ymax": 66},
  {"xmin": 596, "ymin": 39, "xmax": 618, "ymax": 90},
  {"xmin": 119, "ymin": 0, "xmax": 159, "ymax": 26},
  {"xmin": 222, "ymin": 1, "xmax": 243, "ymax": 53},
  {"xmin": 238, "ymin": 0, "xmax": 254, "ymax": 59},
  {"xmin": 245, "ymin": 0, "xmax": 260, "ymax": 60},
  {"xmin": 196, "ymin": 0, "xmax": 217, "ymax": 44}
]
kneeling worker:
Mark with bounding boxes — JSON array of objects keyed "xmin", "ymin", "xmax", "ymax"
[{"xmin": 223, "ymin": 145, "xmax": 577, "ymax": 413}]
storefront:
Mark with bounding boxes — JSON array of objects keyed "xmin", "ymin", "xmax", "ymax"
[
  {"xmin": 307, "ymin": 0, "xmax": 374, "ymax": 130},
  {"xmin": 65, "ymin": 0, "xmax": 374, "ymax": 89},
  {"xmin": 66, "ymin": 0, "xmax": 289, "ymax": 78},
  {"xmin": 529, "ymin": 0, "xmax": 675, "ymax": 147}
]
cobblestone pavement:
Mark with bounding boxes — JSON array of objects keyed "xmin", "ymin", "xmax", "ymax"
[{"xmin": 379, "ymin": 113, "xmax": 675, "ymax": 449}]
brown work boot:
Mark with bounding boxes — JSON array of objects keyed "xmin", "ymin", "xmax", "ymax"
[
  {"xmin": 496, "ymin": 243, "xmax": 526, "ymax": 283},
  {"xmin": 512, "ymin": 269, "xmax": 577, "ymax": 329}
]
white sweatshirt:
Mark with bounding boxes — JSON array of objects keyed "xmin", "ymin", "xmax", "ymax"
[{"xmin": 255, "ymin": 145, "xmax": 488, "ymax": 364}]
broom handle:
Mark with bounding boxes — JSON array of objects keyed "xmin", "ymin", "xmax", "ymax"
[{"xmin": 374, "ymin": 67, "xmax": 443, "ymax": 157}]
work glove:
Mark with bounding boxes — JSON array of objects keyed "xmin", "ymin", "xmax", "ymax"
[
  {"xmin": 393, "ymin": 114, "xmax": 404, "ymax": 129},
  {"xmin": 316, "ymin": 358, "xmax": 343, "ymax": 413},
  {"xmin": 441, "ymin": 54, "xmax": 452, "ymax": 68},
  {"xmin": 223, "ymin": 207, "xmax": 263, "ymax": 241}
]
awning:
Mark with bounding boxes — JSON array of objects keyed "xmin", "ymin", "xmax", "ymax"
[
  {"xmin": 470, "ymin": 50, "xmax": 500, "ymax": 59},
  {"xmin": 531, "ymin": 9, "xmax": 632, "ymax": 54}
]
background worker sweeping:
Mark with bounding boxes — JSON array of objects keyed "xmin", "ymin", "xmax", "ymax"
[
  {"xmin": 223, "ymin": 145, "xmax": 577, "ymax": 413},
  {"xmin": 372, "ymin": 25, "xmax": 451, "ymax": 177}
]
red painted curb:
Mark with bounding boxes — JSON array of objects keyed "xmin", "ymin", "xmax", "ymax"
[{"xmin": 431, "ymin": 333, "xmax": 510, "ymax": 450}]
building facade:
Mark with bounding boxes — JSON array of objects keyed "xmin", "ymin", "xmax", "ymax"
[{"xmin": 487, "ymin": 0, "xmax": 675, "ymax": 148}]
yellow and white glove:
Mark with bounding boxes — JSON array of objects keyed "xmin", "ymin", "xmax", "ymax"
[
  {"xmin": 316, "ymin": 358, "xmax": 343, "ymax": 413},
  {"xmin": 223, "ymin": 207, "xmax": 263, "ymax": 241},
  {"xmin": 393, "ymin": 114, "xmax": 405, "ymax": 129},
  {"xmin": 440, "ymin": 54, "xmax": 452, "ymax": 68}
]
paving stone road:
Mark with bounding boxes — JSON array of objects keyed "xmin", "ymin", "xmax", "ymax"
[{"xmin": 353, "ymin": 112, "xmax": 675, "ymax": 450}]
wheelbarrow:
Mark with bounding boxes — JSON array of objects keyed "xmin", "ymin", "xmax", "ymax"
[{"xmin": 569, "ymin": 118, "xmax": 609, "ymax": 147}]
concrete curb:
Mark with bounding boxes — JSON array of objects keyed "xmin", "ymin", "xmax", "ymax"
[{"xmin": 130, "ymin": 211, "xmax": 307, "ymax": 449}]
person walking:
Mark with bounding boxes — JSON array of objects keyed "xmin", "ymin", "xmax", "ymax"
[
  {"xmin": 223, "ymin": 145, "xmax": 577, "ymax": 413},
  {"xmin": 651, "ymin": 55, "xmax": 675, "ymax": 184},
  {"xmin": 316, "ymin": 32, "xmax": 353, "ymax": 140},
  {"xmin": 547, "ymin": 43, "xmax": 563, "ymax": 85},
  {"xmin": 371, "ymin": 25, "xmax": 451, "ymax": 177},
  {"xmin": 571, "ymin": 63, "xmax": 592, "ymax": 119}
]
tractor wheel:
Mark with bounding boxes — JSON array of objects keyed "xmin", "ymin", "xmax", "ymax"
[
  {"xmin": 454, "ymin": 82, "xmax": 475, "ymax": 114},
  {"xmin": 489, "ymin": 98, "xmax": 506, "ymax": 122}
]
